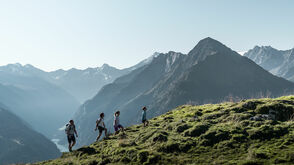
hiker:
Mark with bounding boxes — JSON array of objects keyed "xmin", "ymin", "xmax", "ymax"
[
  {"xmin": 65, "ymin": 120, "xmax": 78, "ymax": 152},
  {"xmin": 95, "ymin": 113, "xmax": 107, "ymax": 141},
  {"xmin": 142, "ymin": 106, "xmax": 149, "ymax": 127},
  {"xmin": 113, "ymin": 111, "xmax": 124, "ymax": 134}
]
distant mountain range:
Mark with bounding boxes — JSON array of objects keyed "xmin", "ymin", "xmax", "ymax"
[
  {"xmin": 68, "ymin": 37, "xmax": 294, "ymax": 147},
  {"xmin": 46, "ymin": 57, "xmax": 155, "ymax": 103},
  {"xmin": 47, "ymin": 64, "xmax": 130, "ymax": 103},
  {"xmin": 0, "ymin": 63, "xmax": 127, "ymax": 103},
  {"xmin": 0, "ymin": 60, "xmax": 152, "ymax": 163},
  {"xmin": 0, "ymin": 54, "xmax": 157, "ymax": 139},
  {"xmin": 0, "ymin": 103, "xmax": 60, "ymax": 164},
  {"xmin": 0, "ymin": 54, "xmax": 155, "ymax": 103},
  {"xmin": 0, "ymin": 69, "xmax": 80, "ymax": 138},
  {"xmin": 244, "ymin": 46, "xmax": 294, "ymax": 82}
]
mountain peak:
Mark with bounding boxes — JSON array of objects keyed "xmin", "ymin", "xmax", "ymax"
[
  {"xmin": 252, "ymin": 45, "xmax": 276, "ymax": 51},
  {"xmin": 198, "ymin": 37, "xmax": 220, "ymax": 44},
  {"xmin": 99, "ymin": 63, "xmax": 120, "ymax": 73},
  {"xmin": 188, "ymin": 37, "xmax": 231, "ymax": 55},
  {"xmin": 261, "ymin": 45, "xmax": 273, "ymax": 49},
  {"xmin": 198, "ymin": 37, "xmax": 227, "ymax": 47},
  {"xmin": 186, "ymin": 37, "xmax": 233, "ymax": 66},
  {"xmin": 6, "ymin": 63, "xmax": 22, "ymax": 68},
  {"xmin": 24, "ymin": 64, "xmax": 37, "ymax": 69},
  {"xmin": 101, "ymin": 63, "xmax": 111, "ymax": 69},
  {"xmin": 16, "ymin": 63, "xmax": 22, "ymax": 66},
  {"xmin": 253, "ymin": 45, "xmax": 261, "ymax": 50},
  {"xmin": 100, "ymin": 63, "xmax": 117, "ymax": 70}
]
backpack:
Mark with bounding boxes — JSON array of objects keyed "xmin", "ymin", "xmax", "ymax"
[{"xmin": 65, "ymin": 124, "xmax": 73, "ymax": 134}]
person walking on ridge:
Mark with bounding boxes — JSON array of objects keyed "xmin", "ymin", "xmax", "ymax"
[
  {"xmin": 95, "ymin": 113, "xmax": 107, "ymax": 141},
  {"xmin": 113, "ymin": 111, "xmax": 124, "ymax": 134},
  {"xmin": 65, "ymin": 120, "xmax": 78, "ymax": 152},
  {"xmin": 142, "ymin": 106, "xmax": 149, "ymax": 127}
]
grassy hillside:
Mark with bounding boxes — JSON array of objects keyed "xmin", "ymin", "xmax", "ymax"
[{"xmin": 37, "ymin": 96, "xmax": 294, "ymax": 165}]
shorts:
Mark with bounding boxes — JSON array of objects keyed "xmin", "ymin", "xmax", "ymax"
[
  {"xmin": 142, "ymin": 119, "xmax": 147, "ymax": 123},
  {"xmin": 114, "ymin": 124, "xmax": 123, "ymax": 132},
  {"xmin": 98, "ymin": 126, "xmax": 105, "ymax": 133},
  {"xmin": 67, "ymin": 134, "xmax": 76, "ymax": 144}
]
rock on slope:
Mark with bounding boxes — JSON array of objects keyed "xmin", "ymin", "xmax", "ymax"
[
  {"xmin": 0, "ymin": 104, "xmax": 61, "ymax": 165},
  {"xmin": 37, "ymin": 96, "xmax": 294, "ymax": 165}
]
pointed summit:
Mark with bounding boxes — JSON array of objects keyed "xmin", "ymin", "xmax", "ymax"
[
  {"xmin": 251, "ymin": 45, "xmax": 276, "ymax": 53},
  {"xmin": 196, "ymin": 37, "xmax": 222, "ymax": 46},
  {"xmin": 24, "ymin": 64, "xmax": 34, "ymax": 68},
  {"xmin": 186, "ymin": 37, "xmax": 234, "ymax": 66},
  {"xmin": 100, "ymin": 63, "xmax": 118, "ymax": 71},
  {"xmin": 101, "ymin": 63, "xmax": 110, "ymax": 68},
  {"xmin": 188, "ymin": 37, "xmax": 231, "ymax": 56}
]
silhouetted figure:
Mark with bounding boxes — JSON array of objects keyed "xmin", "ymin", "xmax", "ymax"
[
  {"xmin": 95, "ymin": 113, "xmax": 107, "ymax": 141},
  {"xmin": 65, "ymin": 120, "xmax": 78, "ymax": 152},
  {"xmin": 114, "ymin": 111, "xmax": 124, "ymax": 134},
  {"xmin": 142, "ymin": 106, "xmax": 149, "ymax": 127}
]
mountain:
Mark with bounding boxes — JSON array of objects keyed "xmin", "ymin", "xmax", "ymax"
[
  {"xmin": 150, "ymin": 39, "xmax": 294, "ymax": 112},
  {"xmin": 47, "ymin": 64, "xmax": 134, "ymax": 103},
  {"xmin": 244, "ymin": 46, "xmax": 294, "ymax": 81},
  {"xmin": 0, "ymin": 60, "xmax": 152, "ymax": 103},
  {"xmin": 46, "ymin": 55, "xmax": 160, "ymax": 103},
  {"xmin": 0, "ymin": 54, "xmax": 157, "ymax": 139},
  {"xmin": 67, "ymin": 37, "xmax": 294, "ymax": 148},
  {"xmin": 70, "ymin": 51, "xmax": 186, "ymax": 146},
  {"xmin": 0, "ymin": 103, "xmax": 61, "ymax": 164},
  {"xmin": 36, "ymin": 96, "xmax": 294, "ymax": 164},
  {"xmin": 0, "ymin": 63, "xmax": 129, "ymax": 103},
  {"xmin": 0, "ymin": 67, "xmax": 80, "ymax": 138}
]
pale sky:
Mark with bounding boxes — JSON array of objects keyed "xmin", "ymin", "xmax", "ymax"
[{"xmin": 0, "ymin": 0, "xmax": 293, "ymax": 71}]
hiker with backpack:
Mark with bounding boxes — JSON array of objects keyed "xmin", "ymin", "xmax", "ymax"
[
  {"xmin": 65, "ymin": 120, "xmax": 78, "ymax": 152},
  {"xmin": 142, "ymin": 106, "xmax": 149, "ymax": 127},
  {"xmin": 113, "ymin": 111, "xmax": 124, "ymax": 134},
  {"xmin": 95, "ymin": 113, "xmax": 107, "ymax": 141}
]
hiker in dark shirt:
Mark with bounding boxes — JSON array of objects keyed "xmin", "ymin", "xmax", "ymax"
[
  {"xmin": 65, "ymin": 120, "xmax": 78, "ymax": 152},
  {"xmin": 142, "ymin": 106, "xmax": 149, "ymax": 127}
]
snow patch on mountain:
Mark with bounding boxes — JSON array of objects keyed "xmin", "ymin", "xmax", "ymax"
[
  {"xmin": 238, "ymin": 51, "xmax": 247, "ymax": 56},
  {"xmin": 12, "ymin": 139, "xmax": 24, "ymax": 145}
]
